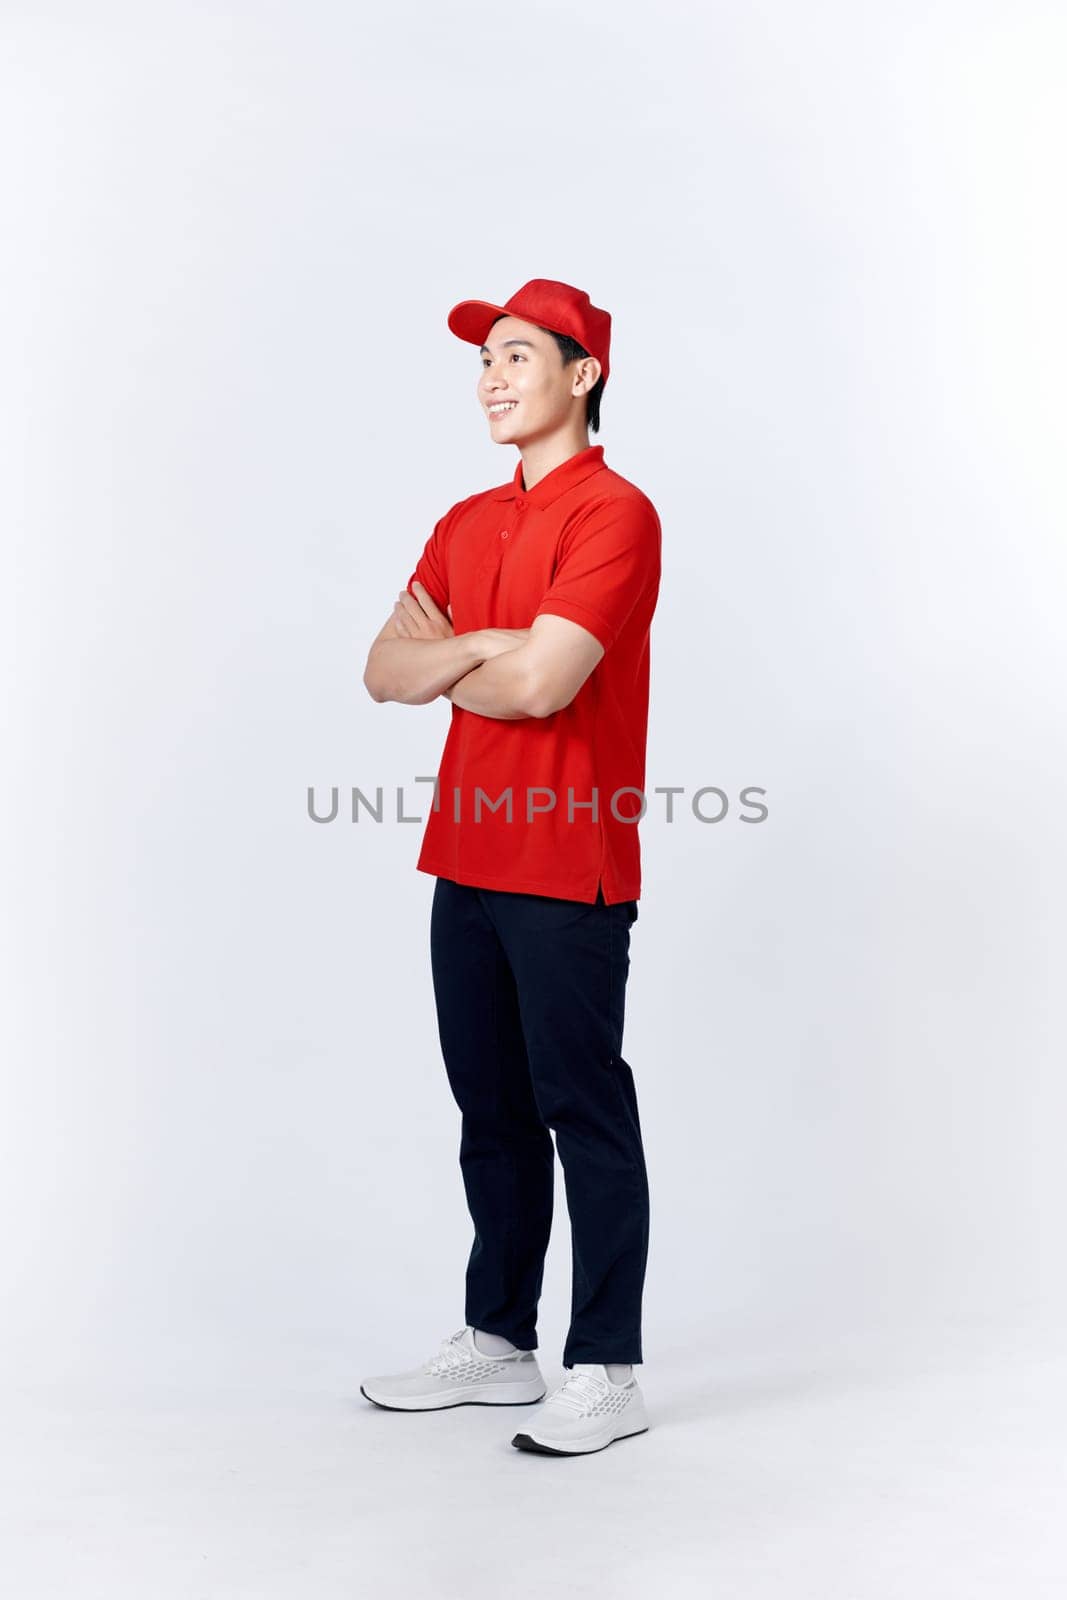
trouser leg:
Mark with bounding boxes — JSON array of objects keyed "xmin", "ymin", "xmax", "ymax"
[
  {"xmin": 482, "ymin": 888, "xmax": 649, "ymax": 1368},
  {"xmin": 429, "ymin": 876, "xmax": 554, "ymax": 1351}
]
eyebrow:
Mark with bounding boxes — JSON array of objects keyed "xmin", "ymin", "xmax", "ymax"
[{"xmin": 479, "ymin": 338, "xmax": 537, "ymax": 355}]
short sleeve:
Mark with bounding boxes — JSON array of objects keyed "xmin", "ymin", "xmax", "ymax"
[
  {"xmin": 406, "ymin": 501, "xmax": 461, "ymax": 615},
  {"xmin": 534, "ymin": 497, "xmax": 661, "ymax": 651}
]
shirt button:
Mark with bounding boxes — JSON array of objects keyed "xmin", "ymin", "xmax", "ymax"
[
  {"xmin": 500, "ymin": 528, "xmax": 509, "ymax": 538},
  {"xmin": 516, "ymin": 496, "xmax": 526, "ymax": 509}
]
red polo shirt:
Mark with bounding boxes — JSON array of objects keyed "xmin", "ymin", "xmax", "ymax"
[{"xmin": 405, "ymin": 443, "xmax": 661, "ymax": 904}]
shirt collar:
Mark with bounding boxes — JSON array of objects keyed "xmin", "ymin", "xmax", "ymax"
[{"xmin": 490, "ymin": 444, "xmax": 606, "ymax": 509}]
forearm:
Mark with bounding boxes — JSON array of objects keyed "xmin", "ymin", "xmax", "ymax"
[
  {"xmin": 364, "ymin": 632, "xmax": 488, "ymax": 705},
  {"xmin": 444, "ymin": 647, "xmax": 541, "ymax": 720}
]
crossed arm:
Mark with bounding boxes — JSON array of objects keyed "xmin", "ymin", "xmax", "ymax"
[{"xmin": 362, "ymin": 580, "xmax": 606, "ymax": 720}]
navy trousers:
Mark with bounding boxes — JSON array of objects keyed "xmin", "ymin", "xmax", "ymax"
[{"xmin": 429, "ymin": 876, "xmax": 649, "ymax": 1368}]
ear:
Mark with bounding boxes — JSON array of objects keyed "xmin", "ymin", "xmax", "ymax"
[{"xmin": 573, "ymin": 355, "xmax": 602, "ymax": 395}]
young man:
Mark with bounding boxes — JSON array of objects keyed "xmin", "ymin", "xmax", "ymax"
[{"xmin": 359, "ymin": 279, "xmax": 661, "ymax": 1457}]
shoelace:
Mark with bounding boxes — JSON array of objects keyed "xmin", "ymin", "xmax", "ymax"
[
  {"xmin": 549, "ymin": 1370, "xmax": 611, "ymax": 1414},
  {"xmin": 423, "ymin": 1329, "xmax": 475, "ymax": 1377}
]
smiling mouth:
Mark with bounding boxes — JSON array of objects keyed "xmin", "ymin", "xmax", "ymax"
[{"xmin": 487, "ymin": 402, "xmax": 519, "ymax": 418}]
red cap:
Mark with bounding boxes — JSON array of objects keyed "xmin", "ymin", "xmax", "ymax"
[{"xmin": 447, "ymin": 278, "xmax": 611, "ymax": 389}]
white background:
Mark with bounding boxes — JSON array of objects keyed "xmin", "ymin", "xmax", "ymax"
[{"xmin": 3, "ymin": 2, "xmax": 1065, "ymax": 1595}]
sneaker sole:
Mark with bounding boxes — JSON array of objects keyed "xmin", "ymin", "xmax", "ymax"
[
  {"xmin": 511, "ymin": 1423, "xmax": 649, "ymax": 1456},
  {"xmin": 360, "ymin": 1383, "xmax": 547, "ymax": 1412}
]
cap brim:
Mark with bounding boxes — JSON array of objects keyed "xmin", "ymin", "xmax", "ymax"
[{"xmin": 447, "ymin": 299, "xmax": 513, "ymax": 346}]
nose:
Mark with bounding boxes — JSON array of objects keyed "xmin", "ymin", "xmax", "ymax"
[{"xmin": 480, "ymin": 358, "xmax": 508, "ymax": 391}]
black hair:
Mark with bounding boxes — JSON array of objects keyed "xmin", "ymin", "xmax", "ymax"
[{"xmin": 489, "ymin": 313, "xmax": 604, "ymax": 434}]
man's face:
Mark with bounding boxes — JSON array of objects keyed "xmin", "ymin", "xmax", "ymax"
[{"xmin": 477, "ymin": 315, "xmax": 588, "ymax": 443}]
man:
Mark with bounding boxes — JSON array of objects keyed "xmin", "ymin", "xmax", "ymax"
[{"xmin": 359, "ymin": 279, "xmax": 661, "ymax": 1457}]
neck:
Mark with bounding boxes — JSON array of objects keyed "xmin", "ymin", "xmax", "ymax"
[{"xmin": 517, "ymin": 427, "xmax": 594, "ymax": 493}]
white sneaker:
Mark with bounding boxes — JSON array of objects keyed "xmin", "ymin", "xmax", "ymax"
[
  {"xmin": 360, "ymin": 1326, "xmax": 547, "ymax": 1412},
  {"xmin": 511, "ymin": 1363, "xmax": 649, "ymax": 1455}
]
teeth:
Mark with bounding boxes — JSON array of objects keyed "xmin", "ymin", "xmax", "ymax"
[{"xmin": 489, "ymin": 402, "xmax": 518, "ymax": 415}]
